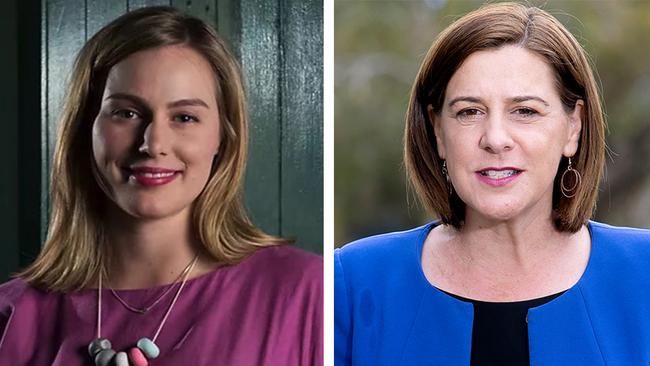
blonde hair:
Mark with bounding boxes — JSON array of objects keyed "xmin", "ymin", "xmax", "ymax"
[
  {"xmin": 20, "ymin": 6, "xmax": 285, "ymax": 292},
  {"xmin": 405, "ymin": 2, "xmax": 605, "ymax": 232}
]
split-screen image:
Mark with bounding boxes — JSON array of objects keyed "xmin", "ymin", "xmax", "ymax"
[{"xmin": 1, "ymin": 1, "xmax": 649, "ymax": 365}]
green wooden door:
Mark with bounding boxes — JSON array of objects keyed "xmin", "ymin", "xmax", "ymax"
[
  {"xmin": 0, "ymin": 0, "xmax": 20, "ymax": 282},
  {"xmin": 2, "ymin": 0, "xmax": 322, "ymax": 282},
  {"xmin": 1, "ymin": 0, "xmax": 43, "ymax": 282}
]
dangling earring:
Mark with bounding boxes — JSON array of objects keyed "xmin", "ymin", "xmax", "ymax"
[
  {"xmin": 442, "ymin": 160, "xmax": 452, "ymax": 195},
  {"xmin": 560, "ymin": 157, "xmax": 581, "ymax": 198}
]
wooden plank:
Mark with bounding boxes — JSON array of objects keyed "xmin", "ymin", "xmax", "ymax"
[
  {"xmin": 46, "ymin": 0, "xmax": 86, "ymax": 240},
  {"xmin": 171, "ymin": 0, "xmax": 216, "ymax": 28},
  {"xmin": 128, "ymin": 0, "xmax": 170, "ymax": 10},
  {"xmin": 40, "ymin": 0, "xmax": 48, "ymax": 244},
  {"xmin": 216, "ymin": 0, "xmax": 240, "ymax": 56},
  {"xmin": 238, "ymin": 0, "xmax": 281, "ymax": 236},
  {"xmin": 279, "ymin": 0, "xmax": 323, "ymax": 253},
  {"xmin": 86, "ymin": 0, "xmax": 126, "ymax": 38}
]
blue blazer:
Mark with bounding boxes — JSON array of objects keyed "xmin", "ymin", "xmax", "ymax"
[{"xmin": 335, "ymin": 221, "xmax": 650, "ymax": 365}]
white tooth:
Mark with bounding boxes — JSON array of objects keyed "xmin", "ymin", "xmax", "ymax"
[
  {"xmin": 139, "ymin": 172, "xmax": 174, "ymax": 178},
  {"xmin": 484, "ymin": 170, "xmax": 516, "ymax": 179}
]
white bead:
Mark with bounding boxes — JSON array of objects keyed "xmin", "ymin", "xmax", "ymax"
[{"xmin": 113, "ymin": 351, "xmax": 129, "ymax": 366}]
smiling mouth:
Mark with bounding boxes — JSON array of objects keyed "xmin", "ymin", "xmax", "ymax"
[
  {"xmin": 123, "ymin": 166, "xmax": 182, "ymax": 186},
  {"xmin": 478, "ymin": 169, "xmax": 522, "ymax": 179},
  {"xmin": 131, "ymin": 171, "xmax": 177, "ymax": 178}
]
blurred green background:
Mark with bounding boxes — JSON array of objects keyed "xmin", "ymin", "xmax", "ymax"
[{"xmin": 335, "ymin": 0, "xmax": 650, "ymax": 246}]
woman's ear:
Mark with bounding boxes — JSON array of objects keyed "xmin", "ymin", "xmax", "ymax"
[
  {"xmin": 563, "ymin": 99, "xmax": 583, "ymax": 157},
  {"xmin": 428, "ymin": 104, "xmax": 446, "ymax": 159}
]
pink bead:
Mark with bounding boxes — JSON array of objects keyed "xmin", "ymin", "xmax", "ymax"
[{"xmin": 128, "ymin": 347, "xmax": 149, "ymax": 366}]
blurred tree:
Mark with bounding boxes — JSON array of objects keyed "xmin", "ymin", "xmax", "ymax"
[{"xmin": 335, "ymin": 0, "xmax": 650, "ymax": 246}]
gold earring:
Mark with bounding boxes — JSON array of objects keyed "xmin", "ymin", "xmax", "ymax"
[
  {"xmin": 442, "ymin": 161, "xmax": 452, "ymax": 195},
  {"xmin": 560, "ymin": 157, "xmax": 581, "ymax": 198}
]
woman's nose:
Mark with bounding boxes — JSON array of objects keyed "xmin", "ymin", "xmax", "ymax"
[
  {"xmin": 138, "ymin": 116, "xmax": 170, "ymax": 157},
  {"xmin": 478, "ymin": 114, "xmax": 514, "ymax": 153}
]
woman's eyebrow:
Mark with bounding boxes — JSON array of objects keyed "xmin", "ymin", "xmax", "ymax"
[
  {"xmin": 447, "ymin": 95, "xmax": 550, "ymax": 108},
  {"xmin": 510, "ymin": 95, "xmax": 550, "ymax": 106},
  {"xmin": 104, "ymin": 94, "xmax": 209, "ymax": 109},
  {"xmin": 447, "ymin": 96, "xmax": 483, "ymax": 108},
  {"xmin": 105, "ymin": 92, "xmax": 147, "ymax": 107},
  {"xmin": 167, "ymin": 98, "xmax": 209, "ymax": 109}
]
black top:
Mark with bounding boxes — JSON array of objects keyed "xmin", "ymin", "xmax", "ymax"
[{"xmin": 446, "ymin": 291, "xmax": 565, "ymax": 366}]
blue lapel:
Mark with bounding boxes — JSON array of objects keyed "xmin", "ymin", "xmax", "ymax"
[
  {"xmin": 528, "ymin": 287, "xmax": 605, "ymax": 366},
  {"xmin": 399, "ymin": 288, "xmax": 474, "ymax": 366}
]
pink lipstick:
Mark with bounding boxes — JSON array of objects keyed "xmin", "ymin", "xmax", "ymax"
[
  {"xmin": 128, "ymin": 166, "xmax": 180, "ymax": 187},
  {"xmin": 475, "ymin": 167, "xmax": 523, "ymax": 187}
]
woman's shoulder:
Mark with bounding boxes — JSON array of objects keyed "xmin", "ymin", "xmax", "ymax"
[
  {"xmin": 0, "ymin": 277, "xmax": 46, "ymax": 309},
  {"xmin": 336, "ymin": 223, "xmax": 433, "ymax": 267},
  {"xmin": 577, "ymin": 222, "xmax": 650, "ymax": 328},
  {"xmin": 249, "ymin": 244, "xmax": 321, "ymax": 271},
  {"xmin": 590, "ymin": 220, "xmax": 650, "ymax": 236},
  {"xmin": 234, "ymin": 244, "xmax": 322, "ymax": 288},
  {"xmin": 0, "ymin": 277, "xmax": 54, "ymax": 349},
  {"xmin": 0, "ymin": 278, "xmax": 27, "ymax": 303},
  {"xmin": 0, "ymin": 277, "xmax": 57, "ymax": 317},
  {"xmin": 334, "ymin": 223, "xmax": 434, "ymax": 294},
  {"xmin": 588, "ymin": 220, "xmax": 650, "ymax": 276},
  {"xmin": 590, "ymin": 220, "xmax": 650, "ymax": 251}
]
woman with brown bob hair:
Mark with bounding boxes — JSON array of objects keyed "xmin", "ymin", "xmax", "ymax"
[
  {"xmin": 0, "ymin": 6, "xmax": 322, "ymax": 366},
  {"xmin": 335, "ymin": 3, "xmax": 650, "ymax": 365}
]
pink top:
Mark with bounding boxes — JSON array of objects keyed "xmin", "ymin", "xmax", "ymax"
[{"xmin": 0, "ymin": 245, "xmax": 322, "ymax": 365}]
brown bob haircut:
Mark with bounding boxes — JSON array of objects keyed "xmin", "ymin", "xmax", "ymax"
[
  {"xmin": 405, "ymin": 2, "xmax": 605, "ymax": 233},
  {"xmin": 20, "ymin": 6, "xmax": 284, "ymax": 291}
]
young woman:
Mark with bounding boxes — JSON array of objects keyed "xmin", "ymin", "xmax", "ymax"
[{"xmin": 0, "ymin": 7, "xmax": 322, "ymax": 366}]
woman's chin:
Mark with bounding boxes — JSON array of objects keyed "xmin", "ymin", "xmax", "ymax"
[
  {"xmin": 115, "ymin": 199, "xmax": 188, "ymax": 221},
  {"xmin": 465, "ymin": 202, "xmax": 529, "ymax": 224},
  {"xmin": 127, "ymin": 210, "xmax": 177, "ymax": 221},
  {"xmin": 460, "ymin": 190, "xmax": 552, "ymax": 225}
]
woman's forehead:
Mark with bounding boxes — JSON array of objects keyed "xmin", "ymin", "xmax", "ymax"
[
  {"xmin": 444, "ymin": 46, "xmax": 559, "ymax": 105},
  {"xmin": 101, "ymin": 45, "xmax": 218, "ymax": 108}
]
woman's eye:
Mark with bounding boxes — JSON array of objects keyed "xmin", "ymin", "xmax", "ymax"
[
  {"xmin": 513, "ymin": 107, "xmax": 538, "ymax": 117},
  {"xmin": 112, "ymin": 109, "xmax": 140, "ymax": 119},
  {"xmin": 174, "ymin": 114, "xmax": 199, "ymax": 123},
  {"xmin": 456, "ymin": 108, "xmax": 485, "ymax": 121}
]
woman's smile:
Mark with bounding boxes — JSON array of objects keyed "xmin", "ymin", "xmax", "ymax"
[
  {"xmin": 475, "ymin": 167, "xmax": 524, "ymax": 187},
  {"xmin": 125, "ymin": 166, "xmax": 183, "ymax": 187}
]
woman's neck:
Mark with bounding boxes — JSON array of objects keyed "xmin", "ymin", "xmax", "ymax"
[
  {"xmin": 458, "ymin": 211, "xmax": 565, "ymax": 268},
  {"xmin": 423, "ymin": 213, "xmax": 591, "ymax": 301},
  {"xmin": 102, "ymin": 206, "xmax": 214, "ymax": 290}
]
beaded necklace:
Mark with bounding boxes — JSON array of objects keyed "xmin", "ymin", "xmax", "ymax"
[{"xmin": 88, "ymin": 255, "xmax": 198, "ymax": 366}]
